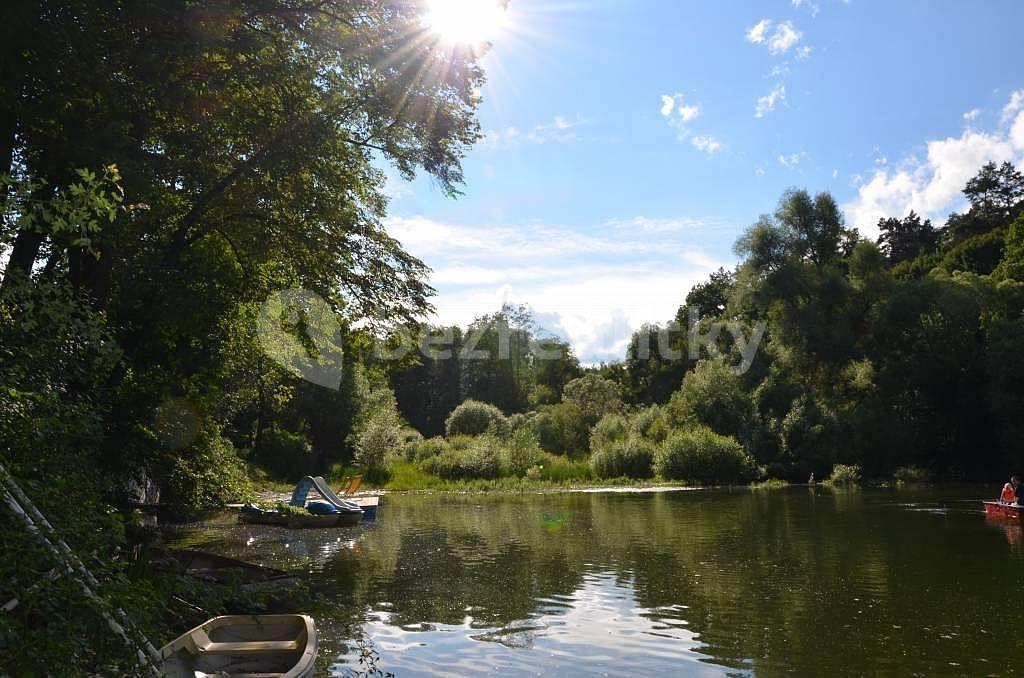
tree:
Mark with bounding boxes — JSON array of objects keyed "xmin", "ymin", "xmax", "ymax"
[
  {"xmin": 562, "ymin": 374, "xmax": 624, "ymax": 424},
  {"xmin": 683, "ymin": 268, "xmax": 736, "ymax": 320},
  {"xmin": 876, "ymin": 211, "xmax": 938, "ymax": 265}
]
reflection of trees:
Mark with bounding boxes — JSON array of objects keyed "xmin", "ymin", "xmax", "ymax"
[{"xmin": 182, "ymin": 489, "xmax": 1024, "ymax": 674}]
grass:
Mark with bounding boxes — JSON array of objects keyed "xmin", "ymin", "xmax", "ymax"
[{"xmin": 253, "ymin": 459, "xmax": 694, "ymax": 495}]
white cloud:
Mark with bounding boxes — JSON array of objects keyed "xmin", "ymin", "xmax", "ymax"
[
  {"xmin": 748, "ymin": 19, "xmax": 804, "ymax": 56},
  {"xmin": 963, "ymin": 108, "xmax": 981, "ymax": 124},
  {"xmin": 796, "ymin": 45, "xmax": 813, "ymax": 59},
  {"xmin": 755, "ymin": 84, "xmax": 786, "ymax": 118},
  {"xmin": 659, "ymin": 93, "xmax": 700, "ymax": 123},
  {"xmin": 746, "ymin": 19, "xmax": 771, "ymax": 44},
  {"xmin": 1002, "ymin": 89, "xmax": 1024, "ymax": 123},
  {"xmin": 385, "ymin": 215, "xmax": 732, "ymax": 363},
  {"xmin": 843, "ymin": 91, "xmax": 1024, "ymax": 239},
  {"xmin": 691, "ymin": 135, "xmax": 723, "ymax": 153},
  {"xmin": 832, "ymin": 168, "xmax": 839, "ymax": 179},
  {"xmin": 768, "ymin": 21, "xmax": 802, "ymax": 55},
  {"xmin": 792, "ymin": 0, "xmax": 821, "ymax": 16},
  {"xmin": 777, "ymin": 151, "xmax": 807, "ymax": 168},
  {"xmin": 480, "ymin": 115, "xmax": 586, "ymax": 149}
]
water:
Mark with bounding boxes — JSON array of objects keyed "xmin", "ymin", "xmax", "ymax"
[{"xmin": 170, "ymin": 487, "xmax": 1024, "ymax": 676}]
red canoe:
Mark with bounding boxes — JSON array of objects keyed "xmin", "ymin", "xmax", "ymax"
[{"xmin": 984, "ymin": 501, "xmax": 1023, "ymax": 520}]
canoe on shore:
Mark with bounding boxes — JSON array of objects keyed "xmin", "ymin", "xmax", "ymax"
[
  {"xmin": 152, "ymin": 548, "xmax": 297, "ymax": 586},
  {"xmin": 159, "ymin": 614, "xmax": 316, "ymax": 677},
  {"xmin": 984, "ymin": 501, "xmax": 1023, "ymax": 520},
  {"xmin": 238, "ymin": 511, "xmax": 362, "ymax": 528}
]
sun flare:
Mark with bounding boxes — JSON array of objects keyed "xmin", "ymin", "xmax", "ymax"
[{"xmin": 424, "ymin": 0, "xmax": 507, "ymax": 44}]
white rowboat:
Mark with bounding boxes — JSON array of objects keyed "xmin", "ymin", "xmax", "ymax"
[{"xmin": 159, "ymin": 614, "xmax": 317, "ymax": 677}]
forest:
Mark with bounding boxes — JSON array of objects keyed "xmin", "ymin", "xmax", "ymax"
[{"xmin": 2, "ymin": 0, "xmax": 1024, "ymax": 672}]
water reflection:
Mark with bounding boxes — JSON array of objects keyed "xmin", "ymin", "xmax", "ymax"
[{"xmin": 175, "ymin": 487, "xmax": 1024, "ymax": 676}]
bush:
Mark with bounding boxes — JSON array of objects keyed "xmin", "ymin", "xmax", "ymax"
[
  {"xmin": 630, "ymin": 405, "xmax": 669, "ymax": 443},
  {"xmin": 406, "ymin": 436, "xmax": 448, "ymax": 462},
  {"xmin": 500, "ymin": 427, "xmax": 545, "ymax": 477},
  {"xmin": 893, "ymin": 465, "xmax": 931, "ymax": 484},
  {"xmin": 562, "ymin": 374, "xmax": 624, "ymax": 423},
  {"xmin": 535, "ymin": 402, "xmax": 590, "ymax": 457},
  {"xmin": 828, "ymin": 463, "xmax": 862, "ymax": 487},
  {"xmin": 254, "ymin": 426, "xmax": 315, "ymax": 481},
  {"xmin": 590, "ymin": 413, "xmax": 630, "ymax": 453},
  {"xmin": 355, "ymin": 410, "xmax": 402, "ymax": 478},
  {"xmin": 654, "ymin": 427, "xmax": 756, "ymax": 484},
  {"xmin": 420, "ymin": 436, "xmax": 502, "ymax": 479},
  {"xmin": 525, "ymin": 454, "xmax": 594, "ymax": 483},
  {"xmin": 666, "ymin": 360, "xmax": 755, "ymax": 446},
  {"xmin": 591, "ymin": 436, "xmax": 656, "ymax": 479},
  {"xmin": 445, "ymin": 399, "xmax": 510, "ymax": 437}
]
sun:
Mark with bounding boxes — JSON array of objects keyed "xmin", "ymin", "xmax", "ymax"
[{"xmin": 423, "ymin": 0, "xmax": 507, "ymax": 44}]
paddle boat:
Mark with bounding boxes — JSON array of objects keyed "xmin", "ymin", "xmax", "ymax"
[
  {"xmin": 239, "ymin": 476, "xmax": 364, "ymax": 528},
  {"xmin": 159, "ymin": 614, "xmax": 317, "ymax": 677},
  {"xmin": 983, "ymin": 501, "xmax": 1023, "ymax": 520}
]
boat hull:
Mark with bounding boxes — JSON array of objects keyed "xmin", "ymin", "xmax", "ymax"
[
  {"xmin": 239, "ymin": 511, "xmax": 362, "ymax": 528},
  {"xmin": 159, "ymin": 614, "xmax": 316, "ymax": 678},
  {"xmin": 984, "ymin": 501, "xmax": 1023, "ymax": 520},
  {"xmin": 152, "ymin": 549, "xmax": 297, "ymax": 585}
]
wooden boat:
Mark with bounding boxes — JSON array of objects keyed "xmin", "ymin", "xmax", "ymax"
[
  {"xmin": 238, "ymin": 511, "xmax": 362, "ymax": 528},
  {"xmin": 983, "ymin": 501, "xmax": 1023, "ymax": 520},
  {"xmin": 152, "ymin": 549, "xmax": 297, "ymax": 586},
  {"xmin": 159, "ymin": 614, "xmax": 316, "ymax": 677}
]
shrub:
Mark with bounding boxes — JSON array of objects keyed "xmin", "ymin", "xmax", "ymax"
[
  {"xmin": 420, "ymin": 436, "xmax": 502, "ymax": 479},
  {"xmin": 828, "ymin": 463, "xmax": 862, "ymax": 487},
  {"xmin": 654, "ymin": 427, "xmax": 756, "ymax": 485},
  {"xmin": 500, "ymin": 427, "xmax": 545, "ymax": 477},
  {"xmin": 630, "ymin": 405, "xmax": 669, "ymax": 443},
  {"xmin": 526, "ymin": 454, "xmax": 594, "ymax": 483},
  {"xmin": 590, "ymin": 413, "xmax": 630, "ymax": 453},
  {"xmin": 399, "ymin": 427, "xmax": 424, "ymax": 461},
  {"xmin": 562, "ymin": 374, "xmax": 624, "ymax": 423},
  {"xmin": 666, "ymin": 360, "xmax": 756, "ymax": 446},
  {"xmin": 355, "ymin": 410, "xmax": 402, "ymax": 478},
  {"xmin": 535, "ymin": 402, "xmax": 590, "ymax": 457},
  {"xmin": 445, "ymin": 399, "xmax": 510, "ymax": 437},
  {"xmin": 591, "ymin": 436, "xmax": 655, "ymax": 479},
  {"xmin": 254, "ymin": 426, "xmax": 315, "ymax": 481},
  {"xmin": 893, "ymin": 465, "xmax": 931, "ymax": 484},
  {"xmin": 407, "ymin": 436, "xmax": 448, "ymax": 462},
  {"xmin": 165, "ymin": 429, "xmax": 253, "ymax": 516}
]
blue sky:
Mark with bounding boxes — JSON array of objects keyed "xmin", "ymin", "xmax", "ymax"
[{"xmin": 385, "ymin": 0, "xmax": 1024, "ymax": 363}]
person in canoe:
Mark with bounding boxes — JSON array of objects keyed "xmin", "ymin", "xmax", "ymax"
[{"xmin": 1001, "ymin": 475, "xmax": 1022, "ymax": 505}]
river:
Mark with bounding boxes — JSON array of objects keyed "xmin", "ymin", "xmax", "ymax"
[{"xmin": 169, "ymin": 486, "xmax": 1024, "ymax": 676}]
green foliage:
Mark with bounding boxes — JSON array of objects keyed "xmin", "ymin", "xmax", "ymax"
[
  {"xmin": 534, "ymin": 402, "xmax": 590, "ymax": 457},
  {"xmin": 355, "ymin": 410, "xmax": 403, "ymax": 474},
  {"xmin": 591, "ymin": 436, "xmax": 656, "ymax": 479},
  {"xmin": 666, "ymin": 360, "xmax": 756, "ymax": 446},
  {"xmin": 164, "ymin": 429, "xmax": 253, "ymax": 517},
  {"xmin": 562, "ymin": 374, "xmax": 624, "ymax": 423},
  {"xmin": 827, "ymin": 464, "xmax": 862, "ymax": 487},
  {"xmin": 525, "ymin": 455, "xmax": 594, "ymax": 483},
  {"xmin": 654, "ymin": 428, "xmax": 756, "ymax": 484},
  {"xmin": 500, "ymin": 427, "xmax": 546, "ymax": 477},
  {"xmin": 254, "ymin": 426, "xmax": 315, "ymax": 482},
  {"xmin": 629, "ymin": 405, "xmax": 670, "ymax": 443},
  {"xmin": 893, "ymin": 466, "xmax": 931, "ymax": 484},
  {"xmin": 406, "ymin": 436, "xmax": 450, "ymax": 462},
  {"xmin": 420, "ymin": 436, "xmax": 503, "ymax": 480},
  {"xmin": 445, "ymin": 399, "xmax": 510, "ymax": 437},
  {"xmin": 590, "ymin": 413, "xmax": 631, "ymax": 453}
]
